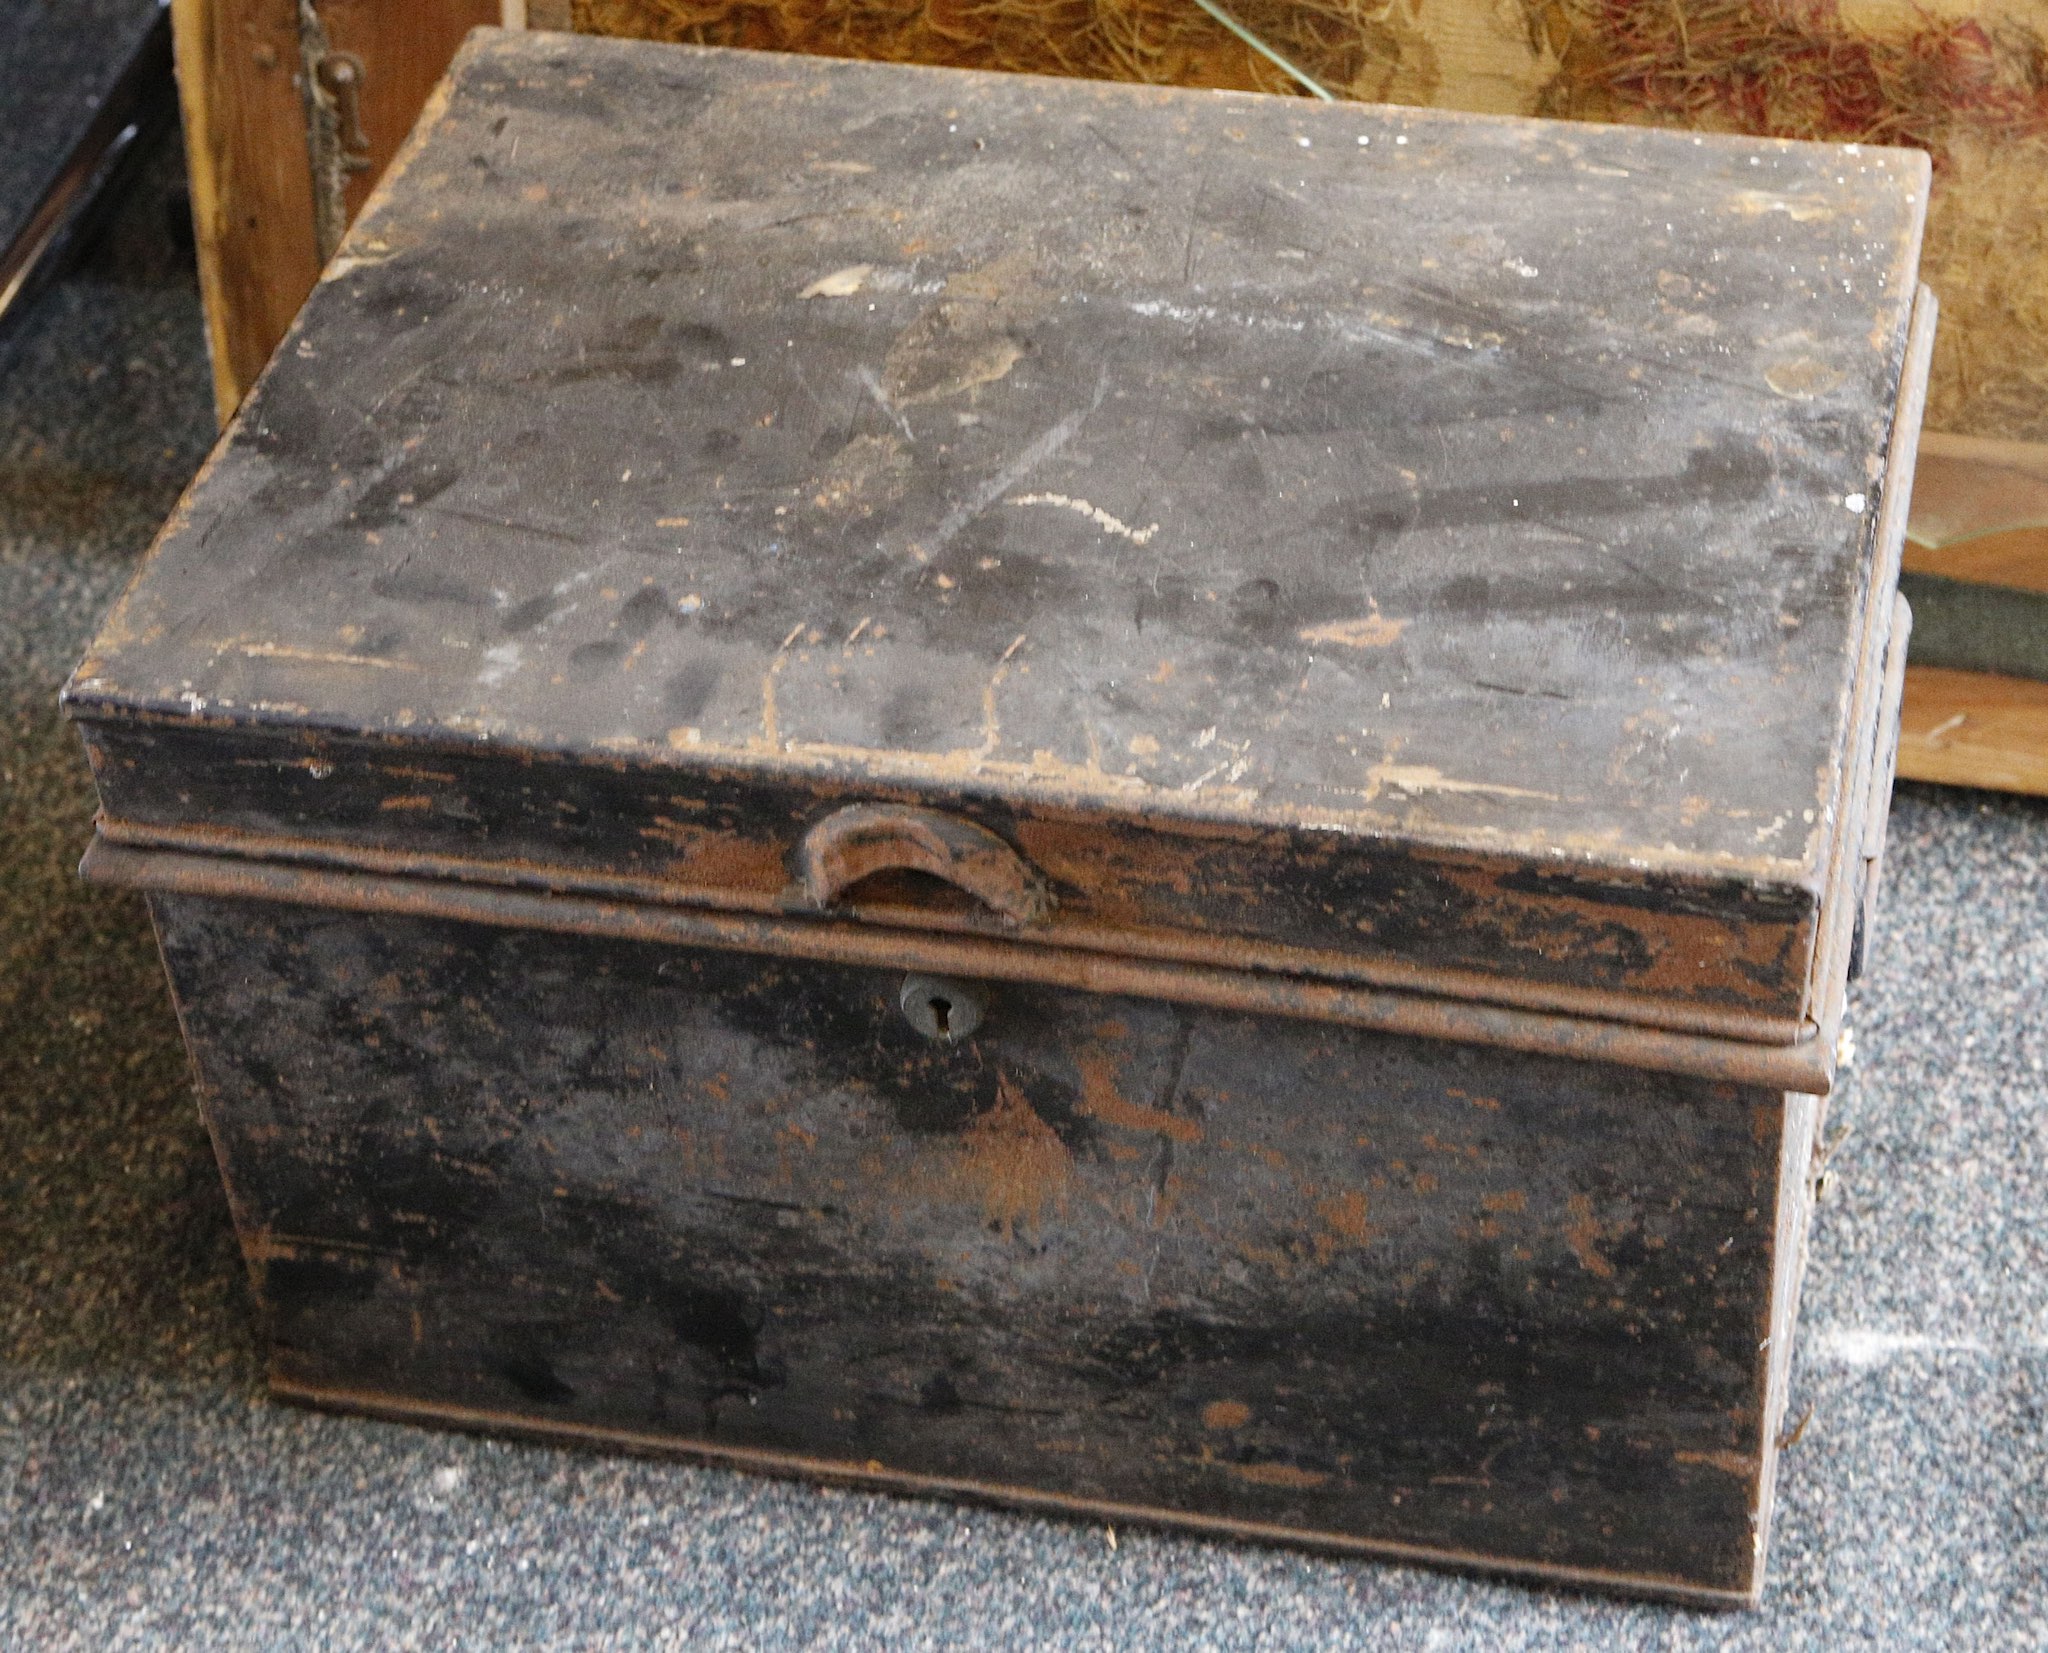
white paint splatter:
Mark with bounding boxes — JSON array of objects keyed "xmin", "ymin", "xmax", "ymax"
[
  {"xmin": 800, "ymin": 264, "xmax": 873, "ymax": 298},
  {"xmin": 1363, "ymin": 760, "xmax": 1557, "ymax": 803},
  {"xmin": 919, "ymin": 379, "xmax": 1108, "ymax": 556},
  {"xmin": 1008, "ymin": 492, "xmax": 1159, "ymax": 545},
  {"xmin": 1128, "ymin": 298, "xmax": 1306, "ymax": 335}
]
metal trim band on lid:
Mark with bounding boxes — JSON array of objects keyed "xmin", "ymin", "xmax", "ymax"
[{"xmin": 82, "ymin": 835, "xmax": 1835, "ymax": 1092}]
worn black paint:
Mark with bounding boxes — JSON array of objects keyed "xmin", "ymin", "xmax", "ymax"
[
  {"xmin": 60, "ymin": 35, "xmax": 1926, "ymax": 1603},
  {"xmin": 156, "ymin": 892, "xmax": 1789, "ymax": 1595},
  {"xmin": 80, "ymin": 718, "xmax": 1834, "ymax": 1024},
  {"xmin": 64, "ymin": 32, "xmax": 1927, "ymax": 1034}
]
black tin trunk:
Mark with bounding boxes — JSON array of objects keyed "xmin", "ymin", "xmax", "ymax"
[{"xmin": 65, "ymin": 31, "xmax": 1930, "ymax": 1602}]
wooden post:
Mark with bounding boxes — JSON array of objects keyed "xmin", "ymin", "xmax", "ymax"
[
  {"xmin": 171, "ymin": 0, "xmax": 324, "ymax": 425},
  {"xmin": 170, "ymin": 0, "xmax": 495, "ymax": 423}
]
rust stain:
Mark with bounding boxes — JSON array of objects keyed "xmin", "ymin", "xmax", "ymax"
[
  {"xmin": 1674, "ymin": 1448, "xmax": 1758, "ymax": 1478},
  {"xmin": 1312, "ymin": 1190, "xmax": 1376, "ymax": 1264},
  {"xmin": 1224, "ymin": 1139, "xmax": 1291, "ymax": 1173},
  {"xmin": 1077, "ymin": 1052, "xmax": 1202, "ymax": 1143},
  {"xmin": 1430, "ymin": 857, "xmax": 1811, "ymax": 1016},
  {"xmin": 1202, "ymin": 1400, "xmax": 1252, "ymax": 1429},
  {"xmin": 1298, "ymin": 607, "xmax": 1410, "ymax": 649},
  {"xmin": 943, "ymin": 250, "xmax": 1039, "ymax": 302},
  {"xmin": 884, "ymin": 313, "xmax": 1027, "ymax": 405},
  {"xmin": 378, "ymin": 794, "xmax": 435, "ymax": 812},
  {"xmin": 1420, "ymin": 1130, "xmax": 1482, "ymax": 1162},
  {"xmin": 1234, "ymin": 1241, "xmax": 1297, "ymax": 1278},
  {"xmin": 1481, "ymin": 1190, "xmax": 1527, "ymax": 1214},
  {"xmin": 231, "ymin": 641, "xmax": 420, "ymax": 670},
  {"xmin": 1727, "ymin": 190, "xmax": 1832, "ymax": 223},
  {"xmin": 758, "ymin": 620, "xmax": 806, "ymax": 751},
  {"xmin": 951, "ymin": 1072, "xmax": 1072, "ymax": 1238},
  {"xmin": 811, "ymin": 433, "xmax": 911, "ymax": 517},
  {"xmin": 636, "ymin": 817, "xmax": 783, "ymax": 889},
  {"xmin": 1229, "ymin": 1461, "xmax": 1331, "ymax": 1490},
  {"xmin": 1563, "ymin": 1193, "xmax": 1618, "ymax": 1279}
]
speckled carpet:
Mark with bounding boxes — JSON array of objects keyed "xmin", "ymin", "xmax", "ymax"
[{"xmin": 1, "ymin": 135, "xmax": 2041, "ymax": 1651}]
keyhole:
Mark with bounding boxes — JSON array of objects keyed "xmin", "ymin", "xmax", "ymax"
[{"xmin": 899, "ymin": 974, "xmax": 985, "ymax": 1043}]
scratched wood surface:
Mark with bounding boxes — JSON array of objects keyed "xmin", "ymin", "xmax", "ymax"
[
  {"xmin": 68, "ymin": 32, "xmax": 1926, "ymax": 1023},
  {"xmin": 152, "ymin": 890, "xmax": 1812, "ymax": 1602}
]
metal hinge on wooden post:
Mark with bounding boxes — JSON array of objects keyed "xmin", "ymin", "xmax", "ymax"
[{"xmin": 298, "ymin": 2, "xmax": 372, "ymax": 263}]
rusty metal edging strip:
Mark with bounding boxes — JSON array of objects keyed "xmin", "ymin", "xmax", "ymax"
[
  {"xmin": 269, "ymin": 1378, "xmax": 1761, "ymax": 1610},
  {"xmin": 1858, "ymin": 594, "xmax": 1913, "ymax": 924},
  {"xmin": 87, "ymin": 811, "xmax": 1812, "ymax": 1050},
  {"xmin": 1748, "ymin": 1092, "xmax": 1824, "ymax": 1609},
  {"xmin": 84, "ymin": 836, "xmax": 1833, "ymax": 1091},
  {"xmin": 1799, "ymin": 282, "xmax": 1938, "ymax": 1070}
]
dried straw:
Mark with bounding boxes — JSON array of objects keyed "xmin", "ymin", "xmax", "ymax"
[{"xmin": 577, "ymin": 0, "xmax": 2048, "ymax": 438}]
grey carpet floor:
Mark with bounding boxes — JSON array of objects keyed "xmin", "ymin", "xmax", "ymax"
[{"xmin": 1, "ymin": 138, "xmax": 2042, "ymax": 1651}]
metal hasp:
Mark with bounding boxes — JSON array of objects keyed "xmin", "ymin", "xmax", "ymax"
[{"xmin": 63, "ymin": 31, "xmax": 1931, "ymax": 1604}]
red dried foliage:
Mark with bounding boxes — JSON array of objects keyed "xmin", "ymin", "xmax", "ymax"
[{"xmin": 1565, "ymin": 0, "xmax": 2048, "ymax": 163}]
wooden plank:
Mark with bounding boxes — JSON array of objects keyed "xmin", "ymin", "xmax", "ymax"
[
  {"xmin": 1895, "ymin": 433, "xmax": 2048, "ymax": 795},
  {"xmin": 1897, "ymin": 666, "xmax": 2048, "ymax": 797},
  {"xmin": 1904, "ymin": 431, "xmax": 2048, "ymax": 594},
  {"xmin": 314, "ymin": 0, "xmax": 500, "ymax": 229},
  {"xmin": 170, "ymin": 0, "xmax": 324, "ymax": 424},
  {"xmin": 1904, "ymin": 529, "xmax": 2048, "ymax": 595}
]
